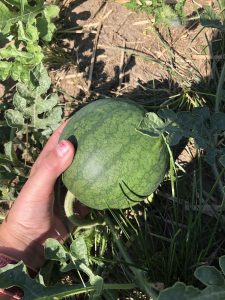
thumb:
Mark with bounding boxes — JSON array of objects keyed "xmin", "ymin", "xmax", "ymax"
[{"xmin": 19, "ymin": 140, "xmax": 75, "ymax": 203}]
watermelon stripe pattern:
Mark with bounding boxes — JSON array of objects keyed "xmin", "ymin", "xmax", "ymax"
[{"xmin": 60, "ymin": 99, "xmax": 169, "ymax": 210}]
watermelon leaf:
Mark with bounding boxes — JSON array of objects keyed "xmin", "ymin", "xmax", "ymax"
[
  {"xmin": 194, "ymin": 266, "xmax": 225, "ymax": 287},
  {"xmin": 44, "ymin": 238, "xmax": 70, "ymax": 263},
  {"xmin": 37, "ymin": 5, "xmax": 60, "ymax": 41},
  {"xmin": 151, "ymin": 108, "xmax": 225, "ymax": 165},
  {"xmin": 0, "ymin": 262, "xmax": 47, "ymax": 299},
  {"xmin": 44, "ymin": 237, "xmax": 103, "ymax": 290},
  {"xmin": 0, "ymin": 1, "xmax": 59, "ymax": 82},
  {"xmin": 137, "ymin": 112, "xmax": 165, "ymax": 137},
  {"xmin": 70, "ymin": 237, "xmax": 89, "ymax": 266},
  {"xmin": 158, "ymin": 282, "xmax": 201, "ymax": 300},
  {"xmin": 5, "ymin": 64, "xmax": 62, "ymax": 134}
]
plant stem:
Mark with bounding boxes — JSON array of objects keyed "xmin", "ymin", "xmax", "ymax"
[
  {"xmin": 64, "ymin": 190, "xmax": 105, "ymax": 228},
  {"xmin": 215, "ymin": 61, "xmax": 225, "ymax": 112},
  {"xmin": 40, "ymin": 282, "xmax": 137, "ymax": 299},
  {"xmin": 207, "ymin": 165, "xmax": 225, "ymax": 203},
  {"xmin": 105, "ymin": 213, "xmax": 158, "ymax": 300},
  {"xmin": 213, "ymin": 60, "xmax": 225, "ymax": 202}
]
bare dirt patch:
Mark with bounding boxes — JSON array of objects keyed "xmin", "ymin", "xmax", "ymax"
[{"xmin": 52, "ymin": 0, "xmax": 216, "ymax": 103}]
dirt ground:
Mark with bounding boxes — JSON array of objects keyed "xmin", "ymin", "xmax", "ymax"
[{"xmin": 50, "ymin": 0, "xmax": 216, "ymax": 106}]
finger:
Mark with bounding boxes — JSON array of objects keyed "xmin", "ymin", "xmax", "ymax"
[
  {"xmin": 31, "ymin": 121, "xmax": 69, "ymax": 175},
  {"xmin": 17, "ymin": 140, "xmax": 75, "ymax": 207}
]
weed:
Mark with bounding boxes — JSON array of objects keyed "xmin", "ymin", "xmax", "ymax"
[{"xmin": 124, "ymin": 0, "xmax": 186, "ymax": 27}]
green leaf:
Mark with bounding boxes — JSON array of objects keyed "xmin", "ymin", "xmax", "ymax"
[
  {"xmin": 158, "ymin": 282, "xmax": 201, "ymax": 300},
  {"xmin": 5, "ymin": 109, "xmax": 24, "ymax": 128},
  {"xmin": 17, "ymin": 20, "xmax": 39, "ymax": 42},
  {"xmin": 5, "ymin": 0, "xmax": 29, "ymax": 9},
  {"xmin": 44, "ymin": 238, "xmax": 69, "ymax": 263},
  {"xmin": 0, "ymin": 61, "xmax": 12, "ymax": 81},
  {"xmin": 200, "ymin": 6, "xmax": 225, "ymax": 30},
  {"xmin": 0, "ymin": 2, "xmax": 18, "ymax": 34},
  {"xmin": 6, "ymin": 65, "xmax": 61, "ymax": 134},
  {"xmin": 0, "ymin": 262, "xmax": 47, "ymax": 299},
  {"xmin": 0, "ymin": 168, "xmax": 15, "ymax": 184},
  {"xmin": 192, "ymin": 106, "xmax": 210, "ymax": 119},
  {"xmin": 30, "ymin": 63, "xmax": 51, "ymax": 93},
  {"xmin": 4, "ymin": 141, "xmax": 24, "ymax": 168},
  {"xmin": 44, "ymin": 5, "xmax": 60, "ymax": 19},
  {"xmin": 13, "ymin": 92, "xmax": 33, "ymax": 117},
  {"xmin": 10, "ymin": 61, "xmax": 31, "ymax": 82},
  {"xmin": 194, "ymin": 266, "xmax": 225, "ymax": 287},
  {"xmin": 210, "ymin": 112, "xmax": 225, "ymax": 133},
  {"xmin": 16, "ymin": 83, "xmax": 35, "ymax": 98},
  {"xmin": 158, "ymin": 108, "xmax": 178, "ymax": 123},
  {"xmin": 37, "ymin": 94, "xmax": 58, "ymax": 114},
  {"xmin": 70, "ymin": 237, "xmax": 89, "ymax": 266},
  {"xmin": 199, "ymin": 286, "xmax": 225, "ymax": 299},
  {"xmin": 137, "ymin": 112, "xmax": 165, "ymax": 137},
  {"xmin": 0, "ymin": 44, "xmax": 28, "ymax": 59},
  {"xmin": 37, "ymin": 5, "xmax": 59, "ymax": 41},
  {"xmin": 90, "ymin": 275, "xmax": 104, "ymax": 297},
  {"xmin": 219, "ymin": 256, "xmax": 225, "ymax": 277},
  {"xmin": 35, "ymin": 106, "xmax": 62, "ymax": 129},
  {"xmin": 0, "ymin": 260, "xmax": 96, "ymax": 299}
]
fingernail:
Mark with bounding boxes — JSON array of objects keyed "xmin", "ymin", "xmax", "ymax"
[{"xmin": 56, "ymin": 140, "xmax": 69, "ymax": 157}]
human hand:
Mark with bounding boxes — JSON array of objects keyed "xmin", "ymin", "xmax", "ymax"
[{"xmin": 0, "ymin": 122, "xmax": 86, "ymax": 270}]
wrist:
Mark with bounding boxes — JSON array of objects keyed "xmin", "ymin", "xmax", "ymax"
[{"xmin": 0, "ymin": 224, "xmax": 45, "ymax": 271}]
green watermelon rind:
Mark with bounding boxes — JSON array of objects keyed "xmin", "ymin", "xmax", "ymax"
[{"xmin": 60, "ymin": 99, "xmax": 169, "ymax": 210}]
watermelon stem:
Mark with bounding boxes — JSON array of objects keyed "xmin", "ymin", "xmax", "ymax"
[
  {"xmin": 64, "ymin": 190, "xmax": 105, "ymax": 229},
  {"xmin": 105, "ymin": 213, "xmax": 158, "ymax": 300}
]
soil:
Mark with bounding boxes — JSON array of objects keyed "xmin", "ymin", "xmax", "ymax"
[{"xmin": 50, "ymin": 0, "xmax": 216, "ymax": 107}]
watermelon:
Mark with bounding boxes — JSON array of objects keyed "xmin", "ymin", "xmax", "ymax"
[{"xmin": 60, "ymin": 99, "xmax": 169, "ymax": 210}]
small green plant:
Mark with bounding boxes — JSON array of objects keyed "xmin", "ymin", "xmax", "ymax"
[
  {"xmin": 158, "ymin": 256, "xmax": 225, "ymax": 299},
  {"xmin": 2, "ymin": 233, "xmax": 225, "ymax": 300},
  {"xmin": 0, "ymin": 64, "xmax": 62, "ymax": 201},
  {"xmin": 139, "ymin": 107, "xmax": 225, "ymax": 166},
  {"xmin": 0, "ymin": 0, "xmax": 61, "ymax": 201},
  {"xmin": 5, "ymin": 64, "xmax": 62, "ymax": 138},
  {"xmin": 125, "ymin": 0, "xmax": 186, "ymax": 26},
  {"xmin": 0, "ymin": 0, "xmax": 59, "ymax": 82}
]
